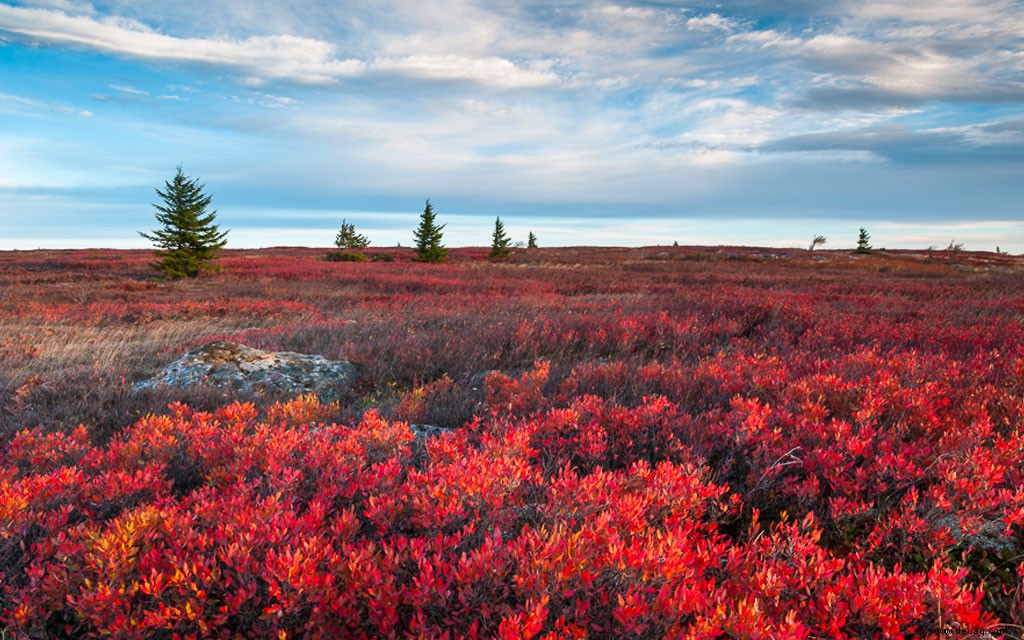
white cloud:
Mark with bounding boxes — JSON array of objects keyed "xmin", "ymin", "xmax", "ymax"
[
  {"xmin": 686, "ymin": 13, "xmax": 737, "ymax": 33},
  {"xmin": 0, "ymin": 91, "xmax": 91, "ymax": 118},
  {"xmin": 667, "ymin": 98, "xmax": 788, "ymax": 149},
  {"xmin": 2, "ymin": 0, "xmax": 1023, "ymax": 248},
  {"xmin": 372, "ymin": 55, "xmax": 559, "ymax": 88},
  {"xmin": 109, "ymin": 84, "xmax": 148, "ymax": 95},
  {"xmin": 847, "ymin": 0, "xmax": 1022, "ymax": 30},
  {"xmin": 54, "ymin": 105, "xmax": 92, "ymax": 117},
  {"xmin": 230, "ymin": 92, "xmax": 299, "ymax": 108},
  {"xmin": 723, "ymin": 0, "xmax": 1024, "ymax": 108},
  {"xmin": 0, "ymin": 4, "xmax": 365, "ymax": 84},
  {"xmin": 0, "ymin": 3, "xmax": 577, "ymax": 90},
  {"xmin": 727, "ymin": 28, "xmax": 803, "ymax": 49},
  {"xmin": 670, "ymin": 78, "xmax": 711, "ymax": 89},
  {"xmin": 12, "ymin": 0, "xmax": 95, "ymax": 15},
  {"xmin": 597, "ymin": 5, "xmax": 659, "ymax": 21}
]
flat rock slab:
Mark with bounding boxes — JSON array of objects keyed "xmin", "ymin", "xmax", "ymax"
[{"xmin": 135, "ymin": 341, "xmax": 355, "ymax": 401}]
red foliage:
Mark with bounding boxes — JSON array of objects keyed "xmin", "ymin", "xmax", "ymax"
[
  {"xmin": 1, "ymin": 387, "xmax": 1014, "ymax": 637},
  {"xmin": 2, "ymin": 246, "xmax": 1024, "ymax": 636}
]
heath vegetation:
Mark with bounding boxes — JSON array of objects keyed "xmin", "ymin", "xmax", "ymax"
[{"xmin": 1, "ymin": 245, "xmax": 1023, "ymax": 637}]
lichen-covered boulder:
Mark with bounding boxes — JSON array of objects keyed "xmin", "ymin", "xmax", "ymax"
[{"xmin": 135, "ymin": 341, "xmax": 355, "ymax": 401}]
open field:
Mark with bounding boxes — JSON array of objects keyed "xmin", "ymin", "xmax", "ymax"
[{"xmin": 2, "ymin": 245, "xmax": 1024, "ymax": 637}]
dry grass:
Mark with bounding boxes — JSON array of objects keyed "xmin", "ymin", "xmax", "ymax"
[{"xmin": 3, "ymin": 245, "xmax": 1024, "ymax": 443}]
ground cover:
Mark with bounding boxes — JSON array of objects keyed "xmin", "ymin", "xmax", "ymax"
[{"xmin": 1, "ymin": 245, "xmax": 1022, "ymax": 637}]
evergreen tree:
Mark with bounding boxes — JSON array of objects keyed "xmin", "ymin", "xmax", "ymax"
[
  {"xmin": 489, "ymin": 216, "xmax": 512, "ymax": 258},
  {"xmin": 335, "ymin": 219, "xmax": 370, "ymax": 250},
  {"xmin": 856, "ymin": 227, "xmax": 872, "ymax": 253},
  {"xmin": 140, "ymin": 165, "xmax": 227, "ymax": 279},
  {"xmin": 413, "ymin": 199, "xmax": 448, "ymax": 263},
  {"xmin": 527, "ymin": 231, "xmax": 538, "ymax": 249}
]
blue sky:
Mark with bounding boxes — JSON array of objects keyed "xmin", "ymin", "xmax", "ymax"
[{"xmin": 1, "ymin": 0, "xmax": 1023, "ymax": 250}]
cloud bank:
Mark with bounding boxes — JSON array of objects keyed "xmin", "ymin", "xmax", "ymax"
[{"xmin": 0, "ymin": 0, "xmax": 1022, "ymax": 248}]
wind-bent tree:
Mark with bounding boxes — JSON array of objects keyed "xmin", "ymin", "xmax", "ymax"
[
  {"xmin": 335, "ymin": 219, "xmax": 370, "ymax": 250},
  {"xmin": 527, "ymin": 231, "xmax": 538, "ymax": 249},
  {"xmin": 140, "ymin": 165, "xmax": 227, "ymax": 279},
  {"xmin": 809, "ymin": 235, "xmax": 827, "ymax": 251},
  {"xmin": 489, "ymin": 216, "xmax": 512, "ymax": 258},
  {"xmin": 413, "ymin": 199, "xmax": 447, "ymax": 263}
]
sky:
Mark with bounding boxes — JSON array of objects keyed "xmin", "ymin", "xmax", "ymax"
[{"xmin": 1, "ymin": 0, "xmax": 1023, "ymax": 251}]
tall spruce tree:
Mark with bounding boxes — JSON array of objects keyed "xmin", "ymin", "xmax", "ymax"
[
  {"xmin": 335, "ymin": 219, "xmax": 370, "ymax": 250},
  {"xmin": 527, "ymin": 231, "xmax": 538, "ymax": 249},
  {"xmin": 413, "ymin": 199, "xmax": 447, "ymax": 263},
  {"xmin": 140, "ymin": 165, "xmax": 227, "ymax": 279},
  {"xmin": 489, "ymin": 216, "xmax": 512, "ymax": 258}
]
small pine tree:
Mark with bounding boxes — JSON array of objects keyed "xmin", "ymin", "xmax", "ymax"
[
  {"xmin": 945, "ymin": 239, "xmax": 964, "ymax": 262},
  {"xmin": 856, "ymin": 227, "xmax": 872, "ymax": 253},
  {"xmin": 140, "ymin": 165, "xmax": 228, "ymax": 279},
  {"xmin": 489, "ymin": 216, "xmax": 512, "ymax": 258},
  {"xmin": 809, "ymin": 235, "xmax": 827, "ymax": 251},
  {"xmin": 413, "ymin": 199, "xmax": 447, "ymax": 263},
  {"xmin": 527, "ymin": 231, "xmax": 538, "ymax": 249},
  {"xmin": 335, "ymin": 219, "xmax": 369, "ymax": 250}
]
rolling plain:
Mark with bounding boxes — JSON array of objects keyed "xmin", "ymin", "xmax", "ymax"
[{"xmin": 1, "ymin": 245, "xmax": 1023, "ymax": 638}]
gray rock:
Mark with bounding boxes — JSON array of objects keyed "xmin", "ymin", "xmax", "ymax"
[
  {"xmin": 135, "ymin": 341, "xmax": 355, "ymax": 401},
  {"xmin": 468, "ymin": 370, "xmax": 498, "ymax": 394},
  {"xmin": 409, "ymin": 423, "xmax": 456, "ymax": 440},
  {"xmin": 935, "ymin": 515, "xmax": 1019, "ymax": 555},
  {"xmin": 408, "ymin": 423, "xmax": 455, "ymax": 468}
]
